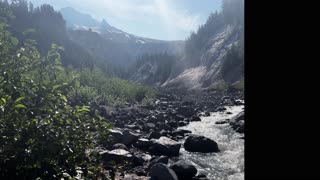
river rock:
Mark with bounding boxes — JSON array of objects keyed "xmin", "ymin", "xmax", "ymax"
[
  {"xmin": 215, "ymin": 120, "xmax": 229, "ymax": 124},
  {"xmin": 144, "ymin": 123, "xmax": 156, "ymax": 131},
  {"xmin": 133, "ymin": 153, "xmax": 152, "ymax": 166},
  {"xmin": 167, "ymin": 120, "xmax": 178, "ymax": 128},
  {"xmin": 123, "ymin": 174, "xmax": 150, "ymax": 180},
  {"xmin": 149, "ymin": 136, "xmax": 181, "ymax": 157},
  {"xmin": 171, "ymin": 129, "xmax": 192, "ymax": 137},
  {"xmin": 230, "ymin": 111, "xmax": 245, "ymax": 133},
  {"xmin": 149, "ymin": 163, "xmax": 178, "ymax": 180},
  {"xmin": 170, "ymin": 161, "xmax": 197, "ymax": 180},
  {"xmin": 216, "ymin": 106, "xmax": 227, "ymax": 112},
  {"xmin": 148, "ymin": 130, "xmax": 161, "ymax": 139},
  {"xmin": 112, "ymin": 143, "xmax": 128, "ymax": 150},
  {"xmin": 190, "ymin": 115, "xmax": 201, "ymax": 122},
  {"xmin": 109, "ymin": 129, "xmax": 124, "ymax": 144},
  {"xmin": 184, "ymin": 134, "xmax": 220, "ymax": 153},
  {"xmin": 134, "ymin": 138, "xmax": 152, "ymax": 150},
  {"xmin": 147, "ymin": 155, "xmax": 169, "ymax": 169},
  {"xmin": 123, "ymin": 129, "xmax": 140, "ymax": 145},
  {"xmin": 100, "ymin": 149, "xmax": 133, "ymax": 164},
  {"xmin": 204, "ymin": 111, "xmax": 210, "ymax": 116},
  {"xmin": 176, "ymin": 106, "xmax": 195, "ymax": 117}
]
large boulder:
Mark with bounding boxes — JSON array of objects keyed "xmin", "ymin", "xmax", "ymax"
[
  {"xmin": 149, "ymin": 163, "xmax": 178, "ymax": 180},
  {"xmin": 100, "ymin": 149, "xmax": 133, "ymax": 164},
  {"xmin": 170, "ymin": 161, "xmax": 197, "ymax": 180},
  {"xmin": 149, "ymin": 137, "xmax": 181, "ymax": 157},
  {"xmin": 184, "ymin": 135, "xmax": 220, "ymax": 153}
]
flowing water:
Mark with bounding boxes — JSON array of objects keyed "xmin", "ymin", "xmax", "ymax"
[{"xmin": 178, "ymin": 105, "xmax": 245, "ymax": 180}]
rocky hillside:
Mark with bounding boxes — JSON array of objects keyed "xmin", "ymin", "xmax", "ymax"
[
  {"xmin": 130, "ymin": 0, "xmax": 244, "ymax": 90},
  {"xmin": 163, "ymin": 25, "xmax": 243, "ymax": 90}
]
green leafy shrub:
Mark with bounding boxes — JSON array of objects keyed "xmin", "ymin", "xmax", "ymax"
[
  {"xmin": 0, "ymin": 20, "xmax": 110, "ymax": 179},
  {"xmin": 77, "ymin": 68, "xmax": 157, "ymax": 106}
]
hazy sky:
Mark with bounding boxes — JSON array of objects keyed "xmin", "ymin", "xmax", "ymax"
[{"xmin": 29, "ymin": 0, "xmax": 222, "ymax": 40}]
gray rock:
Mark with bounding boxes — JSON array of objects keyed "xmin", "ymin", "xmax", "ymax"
[
  {"xmin": 100, "ymin": 149, "xmax": 133, "ymax": 164},
  {"xmin": 112, "ymin": 143, "xmax": 128, "ymax": 150},
  {"xmin": 149, "ymin": 163, "xmax": 178, "ymax": 180},
  {"xmin": 230, "ymin": 111, "xmax": 245, "ymax": 133},
  {"xmin": 170, "ymin": 161, "xmax": 197, "ymax": 180},
  {"xmin": 144, "ymin": 123, "xmax": 156, "ymax": 131},
  {"xmin": 190, "ymin": 115, "xmax": 201, "ymax": 122},
  {"xmin": 133, "ymin": 153, "xmax": 152, "ymax": 166},
  {"xmin": 123, "ymin": 129, "xmax": 140, "ymax": 145},
  {"xmin": 123, "ymin": 174, "xmax": 150, "ymax": 180},
  {"xmin": 149, "ymin": 136, "xmax": 181, "ymax": 157},
  {"xmin": 134, "ymin": 138, "xmax": 152, "ymax": 150},
  {"xmin": 184, "ymin": 134, "xmax": 220, "ymax": 153},
  {"xmin": 147, "ymin": 155, "xmax": 169, "ymax": 169},
  {"xmin": 148, "ymin": 130, "xmax": 161, "ymax": 140},
  {"xmin": 216, "ymin": 106, "xmax": 227, "ymax": 112},
  {"xmin": 171, "ymin": 129, "xmax": 192, "ymax": 137},
  {"xmin": 109, "ymin": 129, "xmax": 124, "ymax": 144}
]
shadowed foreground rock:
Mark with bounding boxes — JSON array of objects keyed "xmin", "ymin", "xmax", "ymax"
[
  {"xmin": 170, "ymin": 161, "xmax": 197, "ymax": 180},
  {"xmin": 184, "ymin": 134, "xmax": 220, "ymax": 153},
  {"xmin": 147, "ymin": 155, "xmax": 169, "ymax": 169},
  {"xmin": 149, "ymin": 163, "xmax": 178, "ymax": 180}
]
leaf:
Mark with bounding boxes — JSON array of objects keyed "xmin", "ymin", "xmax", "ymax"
[
  {"xmin": 1, "ymin": 98, "xmax": 6, "ymax": 104},
  {"xmin": 78, "ymin": 106, "xmax": 90, "ymax": 113},
  {"xmin": 53, "ymin": 85, "xmax": 61, "ymax": 91},
  {"xmin": 61, "ymin": 95, "xmax": 67, "ymax": 102},
  {"xmin": 15, "ymin": 104, "xmax": 27, "ymax": 109},
  {"xmin": 15, "ymin": 97, "xmax": 25, "ymax": 103}
]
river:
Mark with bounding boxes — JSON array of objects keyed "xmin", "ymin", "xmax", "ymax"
[{"xmin": 178, "ymin": 105, "xmax": 245, "ymax": 180}]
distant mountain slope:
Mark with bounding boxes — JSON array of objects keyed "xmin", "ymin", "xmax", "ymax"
[{"xmin": 60, "ymin": 7, "xmax": 184, "ymax": 71}]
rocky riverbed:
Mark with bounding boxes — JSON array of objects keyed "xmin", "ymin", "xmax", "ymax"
[{"xmin": 89, "ymin": 90, "xmax": 245, "ymax": 180}]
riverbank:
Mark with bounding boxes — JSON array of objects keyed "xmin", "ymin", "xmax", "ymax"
[{"xmin": 87, "ymin": 89, "xmax": 245, "ymax": 180}]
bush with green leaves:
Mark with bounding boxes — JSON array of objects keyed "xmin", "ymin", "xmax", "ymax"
[
  {"xmin": 0, "ymin": 19, "xmax": 110, "ymax": 179},
  {"xmin": 76, "ymin": 67, "xmax": 157, "ymax": 106}
]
